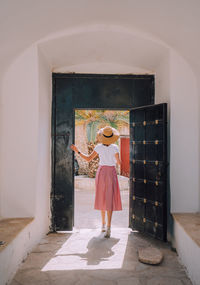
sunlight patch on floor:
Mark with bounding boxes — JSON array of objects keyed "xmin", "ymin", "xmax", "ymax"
[{"xmin": 42, "ymin": 228, "xmax": 130, "ymax": 271}]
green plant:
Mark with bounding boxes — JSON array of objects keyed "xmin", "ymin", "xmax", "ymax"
[{"xmin": 75, "ymin": 110, "xmax": 129, "ymax": 143}]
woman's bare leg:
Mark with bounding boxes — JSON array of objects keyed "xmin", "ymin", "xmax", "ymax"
[
  {"xmin": 104, "ymin": 211, "xmax": 113, "ymax": 238},
  {"xmin": 101, "ymin": 210, "xmax": 106, "ymax": 225},
  {"xmin": 107, "ymin": 210, "xmax": 113, "ymax": 227}
]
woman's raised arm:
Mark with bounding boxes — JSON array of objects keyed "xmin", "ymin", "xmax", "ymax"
[
  {"xmin": 115, "ymin": 152, "xmax": 121, "ymax": 166},
  {"xmin": 70, "ymin": 144, "xmax": 98, "ymax": 162}
]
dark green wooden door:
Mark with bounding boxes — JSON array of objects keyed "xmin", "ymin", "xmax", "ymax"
[
  {"xmin": 52, "ymin": 74, "xmax": 154, "ymax": 231},
  {"xmin": 129, "ymin": 104, "xmax": 167, "ymax": 241}
]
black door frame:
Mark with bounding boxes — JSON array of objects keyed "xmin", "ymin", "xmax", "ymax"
[{"xmin": 51, "ymin": 73, "xmax": 155, "ymax": 231}]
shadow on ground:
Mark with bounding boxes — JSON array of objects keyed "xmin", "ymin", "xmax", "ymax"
[{"xmin": 61, "ymin": 234, "xmax": 120, "ymax": 266}]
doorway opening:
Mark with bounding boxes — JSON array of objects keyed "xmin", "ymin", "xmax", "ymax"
[
  {"xmin": 51, "ymin": 73, "xmax": 155, "ymax": 232},
  {"xmin": 74, "ymin": 109, "xmax": 130, "ymax": 230}
]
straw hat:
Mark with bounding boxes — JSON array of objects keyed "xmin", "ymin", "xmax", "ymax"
[{"xmin": 97, "ymin": 126, "xmax": 120, "ymax": 145}]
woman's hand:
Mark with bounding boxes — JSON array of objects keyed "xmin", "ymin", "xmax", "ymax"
[
  {"xmin": 71, "ymin": 144, "xmax": 98, "ymax": 162},
  {"xmin": 70, "ymin": 144, "xmax": 79, "ymax": 153}
]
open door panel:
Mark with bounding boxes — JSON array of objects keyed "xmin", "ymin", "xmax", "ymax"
[{"xmin": 129, "ymin": 103, "xmax": 167, "ymax": 241}]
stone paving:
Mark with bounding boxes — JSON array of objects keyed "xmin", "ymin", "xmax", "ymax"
[
  {"xmin": 10, "ymin": 184, "xmax": 192, "ymax": 284},
  {"xmin": 10, "ymin": 229, "xmax": 192, "ymax": 285}
]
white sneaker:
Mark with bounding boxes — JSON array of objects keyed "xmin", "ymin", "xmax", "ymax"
[{"xmin": 104, "ymin": 227, "xmax": 111, "ymax": 238}]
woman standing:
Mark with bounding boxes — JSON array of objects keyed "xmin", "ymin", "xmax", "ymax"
[{"xmin": 71, "ymin": 126, "xmax": 122, "ymax": 238}]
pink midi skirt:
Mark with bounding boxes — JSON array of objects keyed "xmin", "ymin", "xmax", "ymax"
[{"xmin": 94, "ymin": 165, "xmax": 122, "ymax": 211}]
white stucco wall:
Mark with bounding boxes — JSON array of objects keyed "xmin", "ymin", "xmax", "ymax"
[
  {"xmin": 173, "ymin": 219, "xmax": 200, "ymax": 285},
  {"xmin": 0, "ymin": 46, "xmax": 51, "ymax": 285},
  {"xmin": 169, "ymin": 51, "xmax": 199, "ymax": 213},
  {"xmin": 35, "ymin": 48, "xmax": 51, "ymax": 223},
  {"xmin": 0, "ymin": 46, "xmax": 39, "ymax": 218},
  {"xmin": 0, "ymin": 75, "xmax": 3, "ymax": 218},
  {"xmin": 155, "ymin": 51, "xmax": 199, "ymax": 213},
  {"xmin": 0, "ymin": 45, "xmax": 51, "ymax": 220},
  {"xmin": 155, "ymin": 54, "xmax": 170, "ymax": 105}
]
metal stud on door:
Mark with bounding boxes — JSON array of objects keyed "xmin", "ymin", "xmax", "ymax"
[{"xmin": 129, "ymin": 103, "xmax": 167, "ymax": 241}]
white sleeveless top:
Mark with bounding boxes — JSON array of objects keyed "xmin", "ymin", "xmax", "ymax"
[{"xmin": 94, "ymin": 143, "xmax": 119, "ymax": 166}]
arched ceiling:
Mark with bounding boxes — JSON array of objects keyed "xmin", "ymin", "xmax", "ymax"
[
  {"xmin": 38, "ymin": 25, "xmax": 169, "ymax": 72},
  {"xmin": 1, "ymin": 0, "xmax": 200, "ymax": 73}
]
